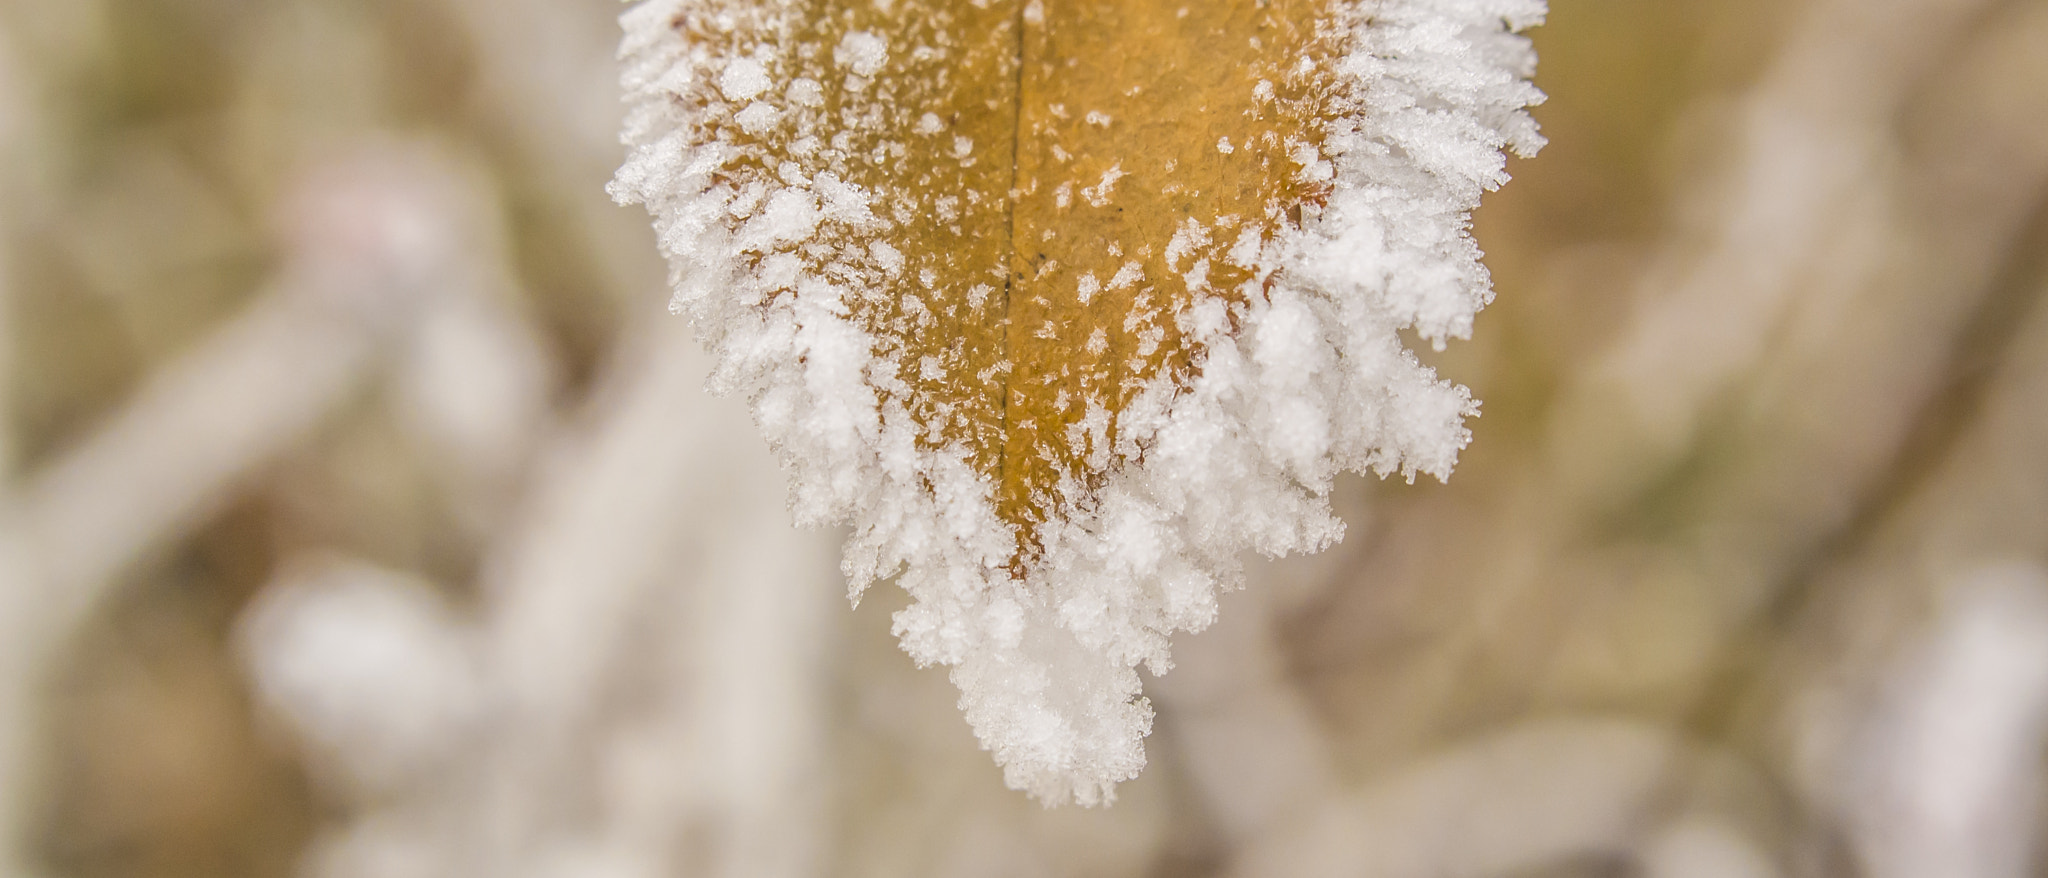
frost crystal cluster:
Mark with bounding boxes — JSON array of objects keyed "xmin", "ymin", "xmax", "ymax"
[{"xmin": 612, "ymin": 0, "xmax": 1543, "ymax": 804}]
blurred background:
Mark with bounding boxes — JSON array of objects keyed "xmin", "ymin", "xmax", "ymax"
[{"xmin": 0, "ymin": 0, "xmax": 2044, "ymax": 876}]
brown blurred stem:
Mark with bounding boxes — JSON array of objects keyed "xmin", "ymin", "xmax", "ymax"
[{"xmin": 1685, "ymin": 185, "xmax": 2048, "ymax": 744}]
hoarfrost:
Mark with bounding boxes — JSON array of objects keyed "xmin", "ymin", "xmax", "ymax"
[
  {"xmin": 718, "ymin": 57, "xmax": 771, "ymax": 102},
  {"xmin": 833, "ymin": 30, "xmax": 889, "ymax": 77},
  {"xmin": 613, "ymin": 0, "xmax": 1544, "ymax": 805}
]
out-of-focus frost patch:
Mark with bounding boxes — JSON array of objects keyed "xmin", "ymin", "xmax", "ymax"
[
  {"xmin": 239, "ymin": 558, "xmax": 480, "ymax": 797},
  {"xmin": 1842, "ymin": 562, "xmax": 2048, "ymax": 878}
]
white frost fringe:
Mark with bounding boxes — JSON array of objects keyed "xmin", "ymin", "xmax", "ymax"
[{"xmin": 612, "ymin": 0, "xmax": 1544, "ymax": 805}]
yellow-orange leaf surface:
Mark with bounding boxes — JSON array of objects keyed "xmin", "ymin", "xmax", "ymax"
[{"xmin": 678, "ymin": 0, "xmax": 1344, "ymax": 565}]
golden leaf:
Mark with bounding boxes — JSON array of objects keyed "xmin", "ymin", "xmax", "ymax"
[{"xmin": 616, "ymin": 0, "xmax": 1543, "ymax": 803}]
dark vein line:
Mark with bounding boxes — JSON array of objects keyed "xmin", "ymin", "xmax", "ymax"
[{"xmin": 997, "ymin": 0, "xmax": 1028, "ymax": 560}]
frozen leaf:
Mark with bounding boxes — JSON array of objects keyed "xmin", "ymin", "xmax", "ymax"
[{"xmin": 613, "ymin": 0, "xmax": 1543, "ymax": 804}]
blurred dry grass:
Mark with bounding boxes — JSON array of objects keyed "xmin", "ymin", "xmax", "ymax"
[{"xmin": 0, "ymin": 0, "xmax": 2045, "ymax": 877}]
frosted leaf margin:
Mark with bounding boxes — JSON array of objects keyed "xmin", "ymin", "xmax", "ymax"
[{"xmin": 611, "ymin": 0, "xmax": 1544, "ymax": 805}]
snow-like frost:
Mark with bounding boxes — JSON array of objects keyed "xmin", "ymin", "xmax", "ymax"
[
  {"xmin": 833, "ymin": 30, "xmax": 889, "ymax": 77},
  {"xmin": 612, "ymin": 0, "xmax": 1543, "ymax": 805}
]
